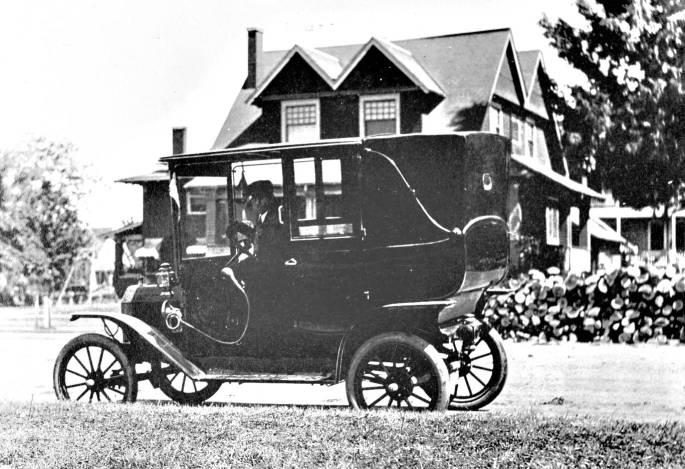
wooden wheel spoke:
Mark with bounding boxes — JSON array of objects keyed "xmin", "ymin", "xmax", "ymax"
[
  {"xmin": 73, "ymin": 355, "xmax": 91, "ymax": 375},
  {"xmin": 101, "ymin": 388, "xmax": 112, "ymax": 402},
  {"xmin": 367, "ymin": 392, "xmax": 389, "ymax": 408},
  {"xmin": 97, "ymin": 347, "xmax": 105, "ymax": 372},
  {"xmin": 403, "ymin": 398, "xmax": 413, "ymax": 409},
  {"xmin": 362, "ymin": 374, "xmax": 386, "ymax": 385},
  {"xmin": 191, "ymin": 379, "xmax": 198, "ymax": 393},
  {"xmin": 181, "ymin": 375, "xmax": 187, "ymax": 392},
  {"xmin": 66, "ymin": 382, "xmax": 86, "ymax": 389},
  {"xmin": 101, "ymin": 358, "xmax": 118, "ymax": 375},
  {"xmin": 86, "ymin": 347, "xmax": 95, "ymax": 374},
  {"xmin": 468, "ymin": 371, "xmax": 487, "ymax": 388},
  {"xmin": 387, "ymin": 397, "xmax": 394, "ymax": 408},
  {"xmin": 109, "ymin": 387, "xmax": 125, "ymax": 396},
  {"xmin": 464, "ymin": 375, "xmax": 473, "ymax": 396},
  {"xmin": 66, "ymin": 368, "xmax": 87, "ymax": 379},
  {"xmin": 88, "ymin": 389, "xmax": 94, "ymax": 403},
  {"xmin": 373, "ymin": 356, "xmax": 393, "ymax": 376},
  {"xmin": 410, "ymin": 392, "xmax": 431, "ymax": 405},
  {"xmin": 76, "ymin": 387, "xmax": 89, "ymax": 401},
  {"xmin": 361, "ymin": 385, "xmax": 385, "ymax": 391},
  {"xmin": 472, "ymin": 364, "xmax": 493, "ymax": 372},
  {"xmin": 469, "ymin": 352, "xmax": 492, "ymax": 361}
]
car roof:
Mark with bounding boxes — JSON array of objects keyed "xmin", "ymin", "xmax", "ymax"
[
  {"xmin": 160, "ymin": 133, "xmax": 470, "ymax": 167},
  {"xmin": 160, "ymin": 137, "xmax": 364, "ymax": 166}
]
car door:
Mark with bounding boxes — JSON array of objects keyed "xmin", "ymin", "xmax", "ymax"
[
  {"xmin": 278, "ymin": 148, "xmax": 365, "ymax": 326},
  {"xmin": 360, "ymin": 150, "xmax": 461, "ymax": 305}
]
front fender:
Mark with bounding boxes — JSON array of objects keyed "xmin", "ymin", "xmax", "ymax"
[{"xmin": 71, "ymin": 311, "xmax": 205, "ymax": 380}]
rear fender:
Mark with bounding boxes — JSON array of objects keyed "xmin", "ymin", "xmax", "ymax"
[{"xmin": 71, "ymin": 312, "xmax": 205, "ymax": 380}]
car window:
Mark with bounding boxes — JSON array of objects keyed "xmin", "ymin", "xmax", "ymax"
[
  {"xmin": 231, "ymin": 158, "xmax": 284, "ymax": 226},
  {"xmin": 290, "ymin": 155, "xmax": 356, "ymax": 239},
  {"xmin": 179, "ymin": 176, "xmax": 231, "ymax": 258}
]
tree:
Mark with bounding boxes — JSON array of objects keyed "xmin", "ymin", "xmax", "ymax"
[
  {"xmin": 540, "ymin": 0, "xmax": 685, "ymax": 210},
  {"xmin": 0, "ymin": 139, "xmax": 92, "ymax": 297}
]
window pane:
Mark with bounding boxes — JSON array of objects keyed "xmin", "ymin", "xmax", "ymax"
[
  {"xmin": 181, "ymin": 176, "xmax": 229, "ymax": 257},
  {"xmin": 285, "ymin": 104, "xmax": 316, "ymax": 125},
  {"xmin": 650, "ymin": 221, "xmax": 664, "ymax": 250},
  {"xmin": 292, "ymin": 156, "xmax": 352, "ymax": 238},
  {"xmin": 365, "ymin": 120, "xmax": 396, "ymax": 137},
  {"xmin": 232, "ymin": 158, "xmax": 283, "ymax": 225},
  {"xmin": 294, "ymin": 158, "xmax": 316, "ymax": 221},
  {"xmin": 322, "ymin": 159, "xmax": 342, "ymax": 219}
]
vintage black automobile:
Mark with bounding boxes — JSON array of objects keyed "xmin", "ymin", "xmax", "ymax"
[{"xmin": 53, "ymin": 132, "xmax": 510, "ymax": 411}]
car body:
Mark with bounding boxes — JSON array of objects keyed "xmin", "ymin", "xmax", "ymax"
[{"xmin": 54, "ymin": 132, "xmax": 510, "ymax": 410}]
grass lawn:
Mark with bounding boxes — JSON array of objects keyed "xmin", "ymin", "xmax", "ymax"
[{"xmin": 0, "ymin": 402, "xmax": 683, "ymax": 468}]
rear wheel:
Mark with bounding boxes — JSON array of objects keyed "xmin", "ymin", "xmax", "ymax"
[
  {"xmin": 153, "ymin": 361, "xmax": 222, "ymax": 405},
  {"xmin": 53, "ymin": 333, "xmax": 137, "ymax": 403},
  {"xmin": 346, "ymin": 332, "xmax": 449, "ymax": 411},
  {"xmin": 445, "ymin": 328, "xmax": 508, "ymax": 410}
]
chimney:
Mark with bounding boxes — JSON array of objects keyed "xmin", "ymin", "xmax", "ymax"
[
  {"xmin": 245, "ymin": 27, "xmax": 263, "ymax": 89},
  {"xmin": 172, "ymin": 128, "xmax": 186, "ymax": 155}
]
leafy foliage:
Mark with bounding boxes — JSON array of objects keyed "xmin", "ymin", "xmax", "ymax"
[
  {"xmin": 541, "ymin": 0, "xmax": 685, "ymax": 209},
  {"xmin": 0, "ymin": 139, "xmax": 91, "ymax": 295}
]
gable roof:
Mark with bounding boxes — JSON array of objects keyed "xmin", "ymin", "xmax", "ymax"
[
  {"xmin": 213, "ymin": 28, "xmax": 545, "ymax": 148},
  {"xmin": 250, "ymin": 36, "xmax": 444, "ymax": 102}
]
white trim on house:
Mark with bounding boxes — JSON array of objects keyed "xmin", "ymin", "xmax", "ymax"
[
  {"xmin": 359, "ymin": 93, "xmax": 400, "ymax": 137},
  {"xmin": 281, "ymin": 98, "xmax": 321, "ymax": 143}
]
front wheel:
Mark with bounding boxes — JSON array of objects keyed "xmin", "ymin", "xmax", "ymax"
[
  {"xmin": 346, "ymin": 332, "xmax": 450, "ymax": 411},
  {"xmin": 53, "ymin": 333, "xmax": 137, "ymax": 403},
  {"xmin": 445, "ymin": 328, "xmax": 508, "ymax": 410},
  {"xmin": 152, "ymin": 361, "xmax": 222, "ymax": 405}
]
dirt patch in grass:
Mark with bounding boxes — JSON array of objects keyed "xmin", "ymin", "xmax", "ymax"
[{"xmin": 0, "ymin": 402, "xmax": 683, "ymax": 468}]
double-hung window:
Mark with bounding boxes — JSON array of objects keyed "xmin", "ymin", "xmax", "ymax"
[
  {"xmin": 360, "ymin": 94, "xmax": 399, "ymax": 137},
  {"xmin": 281, "ymin": 99, "xmax": 320, "ymax": 143}
]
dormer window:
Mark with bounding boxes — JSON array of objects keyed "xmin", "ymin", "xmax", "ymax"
[
  {"xmin": 525, "ymin": 121, "xmax": 536, "ymax": 157},
  {"xmin": 359, "ymin": 94, "xmax": 400, "ymax": 137},
  {"xmin": 281, "ymin": 99, "xmax": 320, "ymax": 143}
]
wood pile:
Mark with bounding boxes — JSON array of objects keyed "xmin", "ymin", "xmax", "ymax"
[{"xmin": 485, "ymin": 265, "xmax": 685, "ymax": 343}]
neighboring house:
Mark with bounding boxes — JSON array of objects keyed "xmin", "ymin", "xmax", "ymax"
[
  {"xmin": 211, "ymin": 27, "xmax": 618, "ymax": 273},
  {"xmin": 587, "ymin": 10, "xmax": 685, "ymax": 270},
  {"xmin": 112, "ymin": 130, "xmax": 180, "ymax": 296}
]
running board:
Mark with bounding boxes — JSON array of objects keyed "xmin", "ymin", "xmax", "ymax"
[{"xmin": 203, "ymin": 370, "xmax": 335, "ymax": 384}]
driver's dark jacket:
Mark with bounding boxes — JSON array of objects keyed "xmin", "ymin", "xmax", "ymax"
[{"xmin": 253, "ymin": 205, "xmax": 286, "ymax": 262}]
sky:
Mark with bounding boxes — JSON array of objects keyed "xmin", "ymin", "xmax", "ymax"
[{"xmin": 0, "ymin": 0, "xmax": 586, "ymax": 229}]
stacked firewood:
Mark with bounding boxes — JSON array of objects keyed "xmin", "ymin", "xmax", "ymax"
[{"xmin": 484, "ymin": 265, "xmax": 685, "ymax": 343}]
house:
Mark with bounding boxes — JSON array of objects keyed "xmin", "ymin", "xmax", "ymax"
[
  {"xmin": 112, "ymin": 130, "xmax": 180, "ymax": 296},
  {"xmin": 210, "ymin": 27, "xmax": 619, "ymax": 273}
]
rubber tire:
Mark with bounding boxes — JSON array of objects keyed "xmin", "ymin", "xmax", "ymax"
[
  {"xmin": 448, "ymin": 328, "xmax": 508, "ymax": 411},
  {"xmin": 153, "ymin": 362, "xmax": 222, "ymax": 405},
  {"xmin": 53, "ymin": 333, "xmax": 138, "ymax": 403},
  {"xmin": 346, "ymin": 332, "xmax": 450, "ymax": 411}
]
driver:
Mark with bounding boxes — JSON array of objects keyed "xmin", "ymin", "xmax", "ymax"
[{"xmin": 230, "ymin": 180, "xmax": 285, "ymax": 261}]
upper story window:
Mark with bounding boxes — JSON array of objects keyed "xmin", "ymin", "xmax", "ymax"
[
  {"xmin": 525, "ymin": 121, "xmax": 536, "ymax": 157},
  {"xmin": 360, "ymin": 94, "xmax": 399, "ymax": 137},
  {"xmin": 489, "ymin": 107, "xmax": 503, "ymax": 135},
  {"xmin": 281, "ymin": 99, "xmax": 320, "ymax": 143}
]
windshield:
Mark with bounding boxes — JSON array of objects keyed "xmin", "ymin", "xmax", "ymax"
[{"xmin": 178, "ymin": 175, "xmax": 231, "ymax": 258}]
